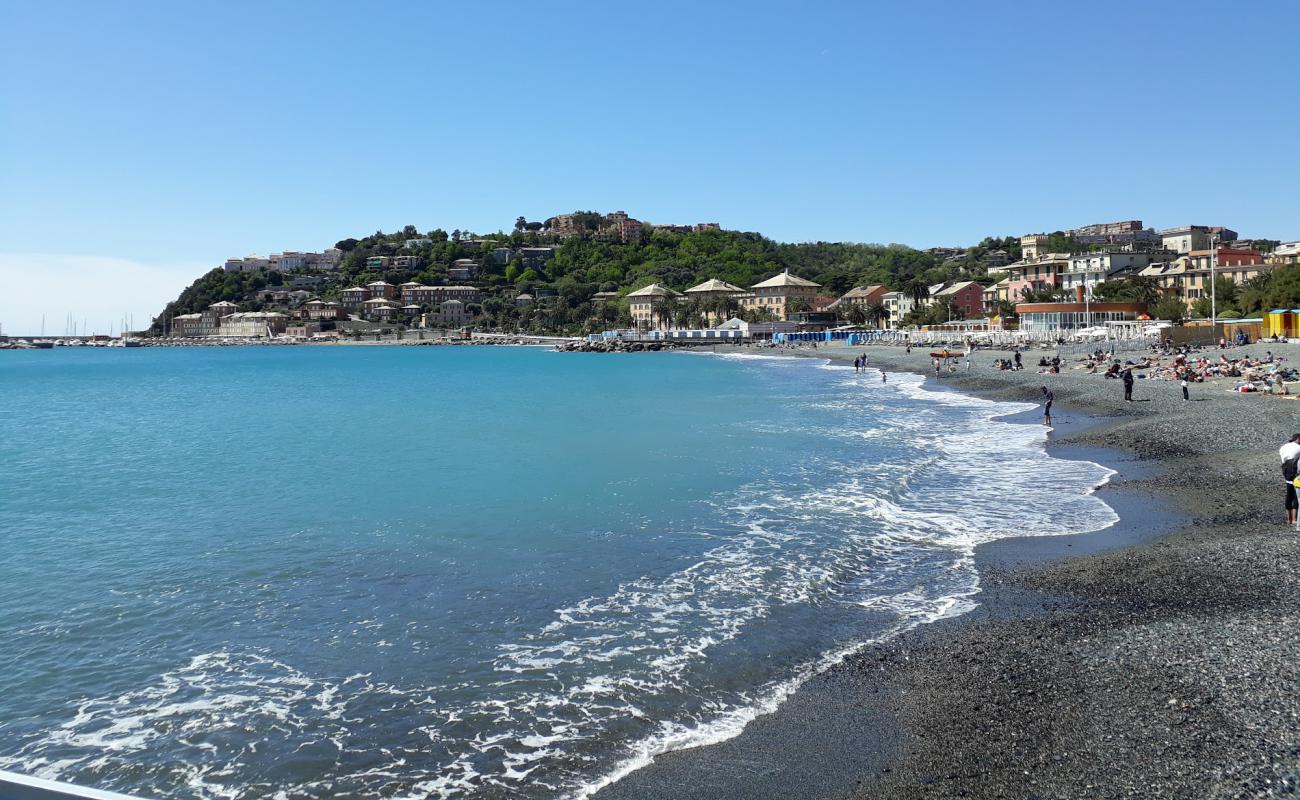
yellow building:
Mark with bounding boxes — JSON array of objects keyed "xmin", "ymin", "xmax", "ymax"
[
  {"xmin": 684, "ymin": 279, "xmax": 747, "ymax": 323},
  {"xmin": 626, "ymin": 283, "xmax": 681, "ymax": 330},
  {"xmin": 742, "ymin": 270, "xmax": 821, "ymax": 321}
]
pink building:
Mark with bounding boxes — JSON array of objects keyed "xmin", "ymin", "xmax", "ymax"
[{"xmin": 1003, "ymin": 253, "xmax": 1070, "ymax": 301}]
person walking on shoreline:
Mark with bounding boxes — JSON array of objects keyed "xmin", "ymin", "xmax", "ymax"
[
  {"xmin": 1122, "ymin": 367, "xmax": 1135, "ymax": 401},
  {"xmin": 881, "ymin": 370, "xmax": 887, "ymax": 383},
  {"xmin": 1281, "ymin": 434, "xmax": 1300, "ymax": 527},
  {"xmin": 1041, "ymin": 386, "xmax": 1054, "ymax": 427}
]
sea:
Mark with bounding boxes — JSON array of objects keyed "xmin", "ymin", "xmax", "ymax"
[{"xmin": 0, "ymin": 346, "xmax": 1118, "ymax": 799}]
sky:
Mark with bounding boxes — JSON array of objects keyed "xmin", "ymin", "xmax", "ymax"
[{"xmin": 2, "ymin": 0, "xmax": 1298, "ymax": 335}]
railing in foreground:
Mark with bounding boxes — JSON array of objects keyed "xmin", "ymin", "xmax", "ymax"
[{"xmin": 0, "ymin": 770, "xmax": 147, "ymax": 800}]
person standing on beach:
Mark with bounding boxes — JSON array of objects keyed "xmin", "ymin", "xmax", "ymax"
[
  {"xmin": 1181, "ymin": 374, "xmax": 1190, "ymax": 401},
  {"xmin": 1281, "ymin": 435, "xmax": 1300, "ymax": 526},
  {"xmin": 1122, "ymin": 367, "xmax": 1135, "ymax": 401},
  {"xmin": 933, "ymin": 358, "xmax": 941, "ymax": 378},
  {"xmin": 1014, "ymin": 350, "xmax": 1022, "ymax": 370},
  {"xmin": 853, "ymin": 356, "xmax": 861, "ymax": 373},
  {"xmin": 1041, "ymin": 386, "xmax": 1054, "ymax": 427}
]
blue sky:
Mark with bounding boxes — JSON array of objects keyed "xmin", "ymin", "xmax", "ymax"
[{"xmin": 1, "ymin": 0, "xmax": 1298, "ymax": 333}]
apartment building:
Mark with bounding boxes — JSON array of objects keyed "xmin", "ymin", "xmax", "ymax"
[
  {"xmin": 1058, "ymin": 251, "xmax": 1172, "ymax": 293},
  {"xmin": 930, "ymin": 281, "xmax": 985, "ymax": 318},
  {"xmin": 743, "ymin": 271, "xmax": 821, "ymax": 321},
  {"xmin": 1267, "ymin": 242, "xmax": 1300, "ymax": 266},
  {"xmin": 1159, "ymin": 225, "xmax": 1240, "ymax": 254},
  {"xmin": 880, "ymin": 291, "xmax": 915, "ymax": 328},
  {"xmin": 626, "ymin": 283, "xmax": 681, "ymax": 330}
]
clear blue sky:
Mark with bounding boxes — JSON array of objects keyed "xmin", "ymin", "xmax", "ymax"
[{"xmin": 1, "ymin": 0, "xmax": 1297, "ymax": 333}]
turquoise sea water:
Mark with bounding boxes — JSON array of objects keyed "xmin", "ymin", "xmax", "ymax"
[{"xmin": 0, "ymin": 346, "xmax": 1117, "ymax": 798}]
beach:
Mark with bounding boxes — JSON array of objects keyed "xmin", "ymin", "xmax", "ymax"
[{"xmin": 597, "ymin": 340, "xmax": 1300, "ymax": 799}]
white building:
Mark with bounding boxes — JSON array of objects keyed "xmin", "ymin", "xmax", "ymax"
[
  {"xmin": 1058, "ymin": 251, "xmax": 1171, "ymax": 292},
  {"xmin": 881, "ymin": 291, "xmax": 915, "ymax": 328}
]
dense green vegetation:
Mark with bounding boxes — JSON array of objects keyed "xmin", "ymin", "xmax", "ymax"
[{"xmin": 153, "ymin": 220, "xmax": 1022, "ymax": 333}]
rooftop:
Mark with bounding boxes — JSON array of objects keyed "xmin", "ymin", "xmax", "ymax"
[
  {"xmin": 685, "ymin": 278, "xmax": 746, "ymax": 294},
  {"xmin": 626, "ymin": 283, "xmax": 681, "ymax": 298},
  {"xmin": 751, "ymin": 270, "xmax": 820, "ymax": 289}
]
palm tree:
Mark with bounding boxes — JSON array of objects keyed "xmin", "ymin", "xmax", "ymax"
[
  {"xmin": 905, "ymin": 279, "xmax": 931, "ymax": 305},
  {"xmin": 864, "ymin": 301, "xmax": 887, "ymax": 328}
]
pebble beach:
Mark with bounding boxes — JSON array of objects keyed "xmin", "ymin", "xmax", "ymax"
[{"xmin": 598, "ymin": 340, "xmax": 1300, "ymax": 800}]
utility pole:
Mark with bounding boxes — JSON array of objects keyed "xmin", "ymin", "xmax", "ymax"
[{"xmin": 1209, "ymin": 231, "xmax": 1219, "ymax": 325}]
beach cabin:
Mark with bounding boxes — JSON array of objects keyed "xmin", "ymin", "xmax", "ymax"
[{"xmin": 1267, "ymin": 310, "xmax": 1294, "ymax": 339}]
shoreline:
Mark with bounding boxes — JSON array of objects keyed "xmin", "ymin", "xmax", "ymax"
[{"xmin": 595, "ymin": 341, "xmax": 1300, "ymax": 799}]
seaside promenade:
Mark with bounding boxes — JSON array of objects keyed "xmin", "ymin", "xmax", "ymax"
[{"xmin": 601, "ymin": 340, "xmax": 1300, "ymax": 799}]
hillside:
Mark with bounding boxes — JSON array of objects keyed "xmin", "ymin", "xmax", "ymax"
[{"xmin": 150, "ymin": 219, "xmax": 1019, "ymax": 334}]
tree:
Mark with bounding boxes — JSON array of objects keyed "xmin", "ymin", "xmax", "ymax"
[
  {"xmin": 1151, "ymin": 295, "xmax": 1187, "ymax": 323},
  {"xmin": 515, "ymin": 216, "xmax": 528, "ymax": 232},
  {"xmin": 905, "ymin": 279, "xmax": 931, "ymax": 305},
  {"xmin": 864, "ymin": 301, "xmax": 887, "ymax": 327},
  {"xmin": 845, "ymin": 305, "xmax": 868, "ymax": 326}
]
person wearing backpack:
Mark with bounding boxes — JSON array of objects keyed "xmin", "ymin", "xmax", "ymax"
[{"xmin": 1281, "ymin": 434, "xmax": 1300, "ymax": 526}]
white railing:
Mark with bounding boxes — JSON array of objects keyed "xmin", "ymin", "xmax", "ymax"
[{"xmin": 0, "ymin": 770, "xmax": 147, "ymax": 800}]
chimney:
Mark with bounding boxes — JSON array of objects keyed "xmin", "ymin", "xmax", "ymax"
[{"xmin": 1075, "ymin": 285, "xmax": 1085, "ymax": 303}]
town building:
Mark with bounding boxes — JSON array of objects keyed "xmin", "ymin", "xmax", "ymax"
[
  {"xmin": 366, "ymin": 281, "xmax": 396, "ymax": 300},
  {"xmin": 605, "ymin": 211, "xmax": 643, "ymax": 244},
  {"xmin": 1019, "ymin": 235, "xmax": 1052, "ymax": 262},
  {"xmin": 361, "ymin": 298, "xmax": 399, "ymax": 321},
  {"xmin": 684, "ymin": 279, "xmax": 748, "ymax": 323},
  {"xmin": 1016, "ymin": 299, "xmax": 1145, "ymax": 333},
  {"xmin": 366, "ymin": 256, "xmax": 391, "ymax": 270},
  {"xmin": 393, "ymin": 255, "xmax": 421, "ymax": 270},
  {"xmin": 1066, "ymin": 220, "xmax": 1160, "ymax": 246},
  {"xmin": 881, "ymin": 291, "xmax": 915, "ymax": 328},
  {"xmin": 1058, "ymin": 251, "xmax": 1173, "ymax": 293},
  {"xmin": 828, "ymin": 285, "xmax": 889, "ymax": 312},
  {"xmin": 1267, "ymin": 242, "xmax": 1300, "ymax": 266},
  {"xmin": 517, "ymin": 247, "xmax": 557, "ymax": 268},
  {"xmin": 626, "ymin": 283, "xmax": 682, "ymax": 330},
  {"xmin": 224, "ymin": 249, "xmax": 341, "ymax": 273},
  {"xmin": 590, "ymin": 291, "xmax": 619, "ymax": 305},
  {"xmin": 431, "ymin": 285, "xmax": 482, "ymax": 304},
  {"xmin": 744, "ymin": 270, "xmax": 821, "ymax": 321},
  {"xmin": 340, "ymin": 286, "xmax": 369, "ymax": 307},
  {"xmin": 983, "ymin": 277, "xmax": 1013, "ymax": 314},
  {"xmin": 449, "ymin": 259, "xmax": 480, "ymax": 280},
  {"xmin": 1159, "ymin": 225, "xmax": 1240, "ymax": 254},
  {"xmin": 425, "ymin": 299, "xmax": 472, "ymax": 327},
  {"xmin": 405, "ymin": 238, "xmax": 432, "ymax": 249},
  {"xmin": 1179, "ymin": 247, "xmax": 1269, "ymax": 307},
  {"xmin": 217, "ymin": 312, "xmax": 288, "ymax": 337},
  {"xmin": 930, "ymin": 281, "xmax": 985, "ymax": 319},
  {"xmin": 303, "ymin": 300, "xmax": 346, "ymax": 320}
]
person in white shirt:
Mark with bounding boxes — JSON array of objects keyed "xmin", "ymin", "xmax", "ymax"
[{"xmin": 1280, "ymin": 435, "xmax": 1300, "ymax": 526}]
